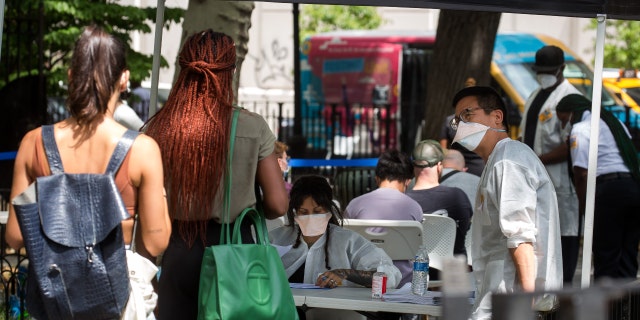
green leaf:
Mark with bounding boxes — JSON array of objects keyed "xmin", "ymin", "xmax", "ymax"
[
  {"xmin": 1, "ymin": 0, "xmax": 185, "ymax": 95},
  {"xmin": 300, "ymin": 5, "xmax": 384, "ymax": 42}
]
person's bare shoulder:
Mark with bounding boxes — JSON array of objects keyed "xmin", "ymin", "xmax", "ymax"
[
  {"xmin": 20, "ymin": 127, "xmax": 42, "ymax": 146},
  {"xmin": 130, "ymin": 133, "xmax": 161, "ymax": 159},
  {"xmin": 17, "ymin": 127, "xmax": 43, "ymax": 161}
]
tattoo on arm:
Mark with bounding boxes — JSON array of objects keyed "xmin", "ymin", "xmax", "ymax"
[{"xmin": 331, "ymin": 269, "xmax": 375, "ymax": 288}]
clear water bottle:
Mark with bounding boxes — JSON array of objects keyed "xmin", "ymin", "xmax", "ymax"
[{"xmin": 411, "ymin": 245, "xmax": 430, "ymax": 296}]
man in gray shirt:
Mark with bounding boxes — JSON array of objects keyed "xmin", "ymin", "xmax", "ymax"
[{"xmin": 345, "ymin": 149, "xmax": 423, "ymax": 288}]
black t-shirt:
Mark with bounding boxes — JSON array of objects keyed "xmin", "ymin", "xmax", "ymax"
[{"xmin": 406, "ymin": 185, "xmax": 472, "ymax": 256}]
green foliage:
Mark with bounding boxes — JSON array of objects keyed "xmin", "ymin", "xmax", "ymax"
[
  {"xmin": 588, "ymin": 19, "xmax": 640, "ymax": 69},
  {"xmin": 300, "ymin": 5, "xmax": 383, "ymax": 42},
  {"xmin": 1, "ymin": 0, "xmax": 184, "ymax": 96}
]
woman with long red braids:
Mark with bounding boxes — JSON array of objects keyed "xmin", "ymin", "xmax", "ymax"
[{"xmin": 145, "ymin": 30, "xmax": 288, "ymax": 319}]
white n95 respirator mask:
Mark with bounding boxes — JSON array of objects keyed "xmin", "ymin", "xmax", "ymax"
[
  {"xmin": 536, "ymin": 73, "xmax": 558, "ymax": 89},
  {"xmin": 452, "ymin": 121, "xmax": 505, "ymax": 151},
  {"xmin": 294, "ymin": 213, "xmax": 331, "ymax": 236}
]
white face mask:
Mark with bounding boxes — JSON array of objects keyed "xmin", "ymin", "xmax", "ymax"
[
  {"xmin": 452, "ymin": 121, "xmax": 506, "ymax": 151},
  {"xmin": 278, "ymin": 158, "xmax": 289, "ymax": 174},
  {"xmin": 294, "ymin": 213, "xmax": 331, "ymax": 236},
  {"xmin": 561, "ymin": 113, "xmax": 574, "ymax": 129},
  {"xmin": 560, "ymin": 113, "xmax": 573, "ymax": 135},
  {"xmin": 536, "ymin": 73, "xmax": 558, "ymax": 89}
]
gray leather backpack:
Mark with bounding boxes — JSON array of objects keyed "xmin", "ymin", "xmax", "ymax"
[{"xmin": 12, "ymin": 125, "xmax": 137, "ymax": 320}]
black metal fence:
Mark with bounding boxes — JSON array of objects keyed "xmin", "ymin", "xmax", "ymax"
[
  {"xmin": 240, "ymin": 100, "xmax": 401, "ymax": 159},
  {"xmin": 241, "ymin": 100, "xmax": 640, "ymax": 162},
  {"xmin": 0, "ymin": 189, "xmax": 29, "ymax": 320}
]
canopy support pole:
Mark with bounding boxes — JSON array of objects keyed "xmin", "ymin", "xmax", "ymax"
[
  {"xmin": 149, "ymin": 0, "xmax": 166, "ymax": 118},
  {"xmin": 580, "ymin": 13, "xmax": 606, "ymax": 289},
  {"xmin": 0, "ymin": 0, "xmax": 5, "ymax": 62},
  {"xmin": 293, "ymin": 3, "xmax": 302, "ymax": 136}
]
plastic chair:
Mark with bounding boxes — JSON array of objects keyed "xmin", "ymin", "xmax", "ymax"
[
  {"xmin": 342, "ymin": 219, "xmax": 423, "ymax": 260},
  {"xmin": 421, "ymin": 214, "xmax": 456, "ymax": 271}
]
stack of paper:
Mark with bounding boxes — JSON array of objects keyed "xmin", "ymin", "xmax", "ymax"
[
  {"xmin": 289, "ymin": 283, "xmax": 326, "ymax": 289},
  {"xmin": 382, "ymin": 283, "xmax": 442, "ymax": 305}
]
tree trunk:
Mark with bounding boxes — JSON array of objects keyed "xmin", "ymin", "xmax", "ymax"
[
  {"xmin": 178, "ymin": 0, "xmax": 255, "ymax": 102},
  {"xmin": 421, "ymin": 10, "xmax": 501, "ymax": 141}
]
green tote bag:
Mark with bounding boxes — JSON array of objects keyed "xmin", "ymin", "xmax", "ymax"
[{"xmin": 197, "ymin": 108, "xmax": 298, "ymax": 320}]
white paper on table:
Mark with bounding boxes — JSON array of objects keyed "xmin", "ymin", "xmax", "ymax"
[
  {"xmin": 289, "ymin": 283, "xmax": 327, "ymax": 289},
  {"xmin": 382, "ymin": 283, "xmax": 442, "ymax": 305}
]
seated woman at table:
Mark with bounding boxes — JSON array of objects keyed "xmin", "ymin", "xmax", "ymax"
[{"xmin": 270, "ymin": 175, "xmax": 401, "ymax": 289}]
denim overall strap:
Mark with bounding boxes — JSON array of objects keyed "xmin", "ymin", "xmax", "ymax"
[
  {"xmin": 105, "ymin": 130, "xmax": 140, "ymax": 176},
  {"xmin": 41, "ymin": 125, "xmax": 64, "ymax": 175}
]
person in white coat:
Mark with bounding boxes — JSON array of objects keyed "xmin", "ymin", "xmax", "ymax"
[
  {"xmin": 451, "ymin": 86, "xmax": 563, "ymax": 320},
  {"xmin": 519, "ymin": 45, "xmax": 580, "ymax": 286},
  {"xmin": 557, "ymin": 94, "xmax": 640, "ymax": 280},
  {"xmin": 270, "ymin": 175, "xmax": 401, "ymax": 289}
]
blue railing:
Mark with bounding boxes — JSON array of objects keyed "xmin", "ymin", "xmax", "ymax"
[{"xmin": 0, "ymin": 153, "xmax": 16, "ymax": 161}]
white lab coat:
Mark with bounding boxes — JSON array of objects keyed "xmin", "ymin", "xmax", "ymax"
[
  {"xmin": 470, "ymin": 139, "xmax": 563, "ymax": 320},
  {"xmin": 519, "ymin": 80, "xmax": 580, "ymax": 236},
  {"xmin": 270, "ymin": 224, "xmax": 401, "ymax": 289}
]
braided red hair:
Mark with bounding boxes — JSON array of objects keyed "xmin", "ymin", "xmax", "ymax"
[{"xmin": 144, "ymin": 30, "xmax": 236, "ymax": 245}]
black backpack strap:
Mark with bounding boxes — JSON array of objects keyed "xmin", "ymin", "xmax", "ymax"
[
  {"xmin": 41, "ymin": 125, "xmax": 65, "ymax": 174},
  {"xmin": 105, "ymin": 130, "xmax": 140, "ymax": 176},
  {"xmin": 439, "ymin": 169, "xmax": 460, "ymax": 183}
]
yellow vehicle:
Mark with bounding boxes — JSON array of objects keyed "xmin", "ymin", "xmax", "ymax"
[{"xmin": 603, "ymin": 69, "xmax": 640, "ymax": 115}]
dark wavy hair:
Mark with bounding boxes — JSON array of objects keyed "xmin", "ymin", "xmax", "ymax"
[
  {"xmin": 375, "ymin": 149, "xmax": 414, "ymax": 182},
  {"xmin": 67, "ymin": 25, "xmax": 127, "ymax": 127},
  {"xmin": 287, "ymin": 175, "xmax": 342, "ymax": 269},
  {"xmin": 144, "ymin": 30, "xmax": 236, "ymax": 246}
]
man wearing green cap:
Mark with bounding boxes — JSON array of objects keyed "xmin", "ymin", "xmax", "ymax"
[
  {"xmin": 406, "ymin": 139, "xmax": 472, "ymax": 259},
  {"xmin": 557, "ymin": 94, "xmax": 640, "ymax": 280}
]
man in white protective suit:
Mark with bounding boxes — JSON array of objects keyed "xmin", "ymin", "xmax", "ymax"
[{"xmin": 450, "ymin": 86, "xmax": 563, "ymax": 320}]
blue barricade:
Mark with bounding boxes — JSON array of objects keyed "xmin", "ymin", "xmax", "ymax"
[{"xmin": 0, "ymin": 152, "xmax": 17, "ymax": 161}]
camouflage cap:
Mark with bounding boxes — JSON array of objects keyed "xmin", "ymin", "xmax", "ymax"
[{"xmin": 412, "ymin": 139, "xmax": 444, "ymax": 168}]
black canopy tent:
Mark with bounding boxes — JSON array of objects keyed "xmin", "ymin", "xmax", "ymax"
[
  {"xmin": 261, "ymin": 0, "xmax": 640, "ymax": 20},
  {"xmin": 143, "ymin": 0, "xmax": 639, "ymax": 288}
]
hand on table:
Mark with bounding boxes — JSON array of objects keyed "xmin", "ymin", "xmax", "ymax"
[{"xmin": 316, "ymin": 271, "xmax": 343, "ymax": 288}]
